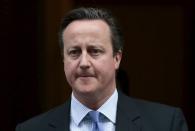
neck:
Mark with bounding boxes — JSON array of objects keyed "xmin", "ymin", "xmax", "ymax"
[{"xmin": 73, "ymin": 87, "xmax": 116, "ymax": 110}]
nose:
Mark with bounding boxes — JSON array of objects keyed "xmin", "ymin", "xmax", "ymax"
[{"xmin": 79, "ymin": 52, "xmax": 91, "ymax": 70}]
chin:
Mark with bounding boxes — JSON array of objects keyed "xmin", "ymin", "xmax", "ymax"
[{"xmin": 75, "ymin": 85, "xmax": 97, "ymax": 94}]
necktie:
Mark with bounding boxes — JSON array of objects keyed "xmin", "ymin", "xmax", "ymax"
[{"xmin": 88, "ymin": 111, "xmax": 103, "ymax": 131}]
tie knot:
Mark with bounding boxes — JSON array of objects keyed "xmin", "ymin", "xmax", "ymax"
[{"xmin": 88, "ymin": 111, "xmax": 100, "ymax": 122}]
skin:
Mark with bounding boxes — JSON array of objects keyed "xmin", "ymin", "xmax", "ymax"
[{"xmin": 62, "ymin": 20, "xmax": 122, "ymax": 110}]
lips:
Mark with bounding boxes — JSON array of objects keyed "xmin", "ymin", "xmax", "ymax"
[
  {"xmin": 76, "ymin": 72, "xmax": 95, "ymax": 78},
  {"xmin": 79, "ymin": 74, "xmax": 93, "ymax": 77}
]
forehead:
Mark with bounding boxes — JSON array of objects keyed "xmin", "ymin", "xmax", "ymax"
[{"xmin": 62, "ymin": 19, "xmax": 111, "ymax": 40}]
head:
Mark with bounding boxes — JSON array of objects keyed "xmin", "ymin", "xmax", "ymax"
[
  {"xmin": 59, "ymin": 7, "xmax": 123, "ymax": 108},
  {"xmin": 59, "ymin": 7, "xmax": 123, "ymax": 57}
]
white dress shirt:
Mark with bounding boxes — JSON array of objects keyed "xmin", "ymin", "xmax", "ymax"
[{"xmin": 70, "ymin": 89, "xmax": 118, "ymax": 131}]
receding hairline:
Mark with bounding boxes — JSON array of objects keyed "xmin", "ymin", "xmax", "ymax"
[{"xmin": 62, "ymin": 19, "xmax": 113, "ymax": 43}]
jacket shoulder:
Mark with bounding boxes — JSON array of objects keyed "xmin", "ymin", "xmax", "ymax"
[
  {"xmin": 16, "ymin": 102, "xmax": 70, "ymax": 130},
  {"xmin": 131, "ymin": 97, "xmax": 178, "ymax": 112},
  {"xmin": 125, "ymin": 96, "xmax": 187, "ymax": 130}
]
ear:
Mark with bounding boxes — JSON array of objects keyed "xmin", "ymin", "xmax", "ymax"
[{"xmin": 114, "ymin": 50, "xmax": 122, "ymax": 69}]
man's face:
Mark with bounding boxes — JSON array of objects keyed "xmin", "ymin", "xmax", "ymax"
[{"xmin": 62, "ymin": 20, "xmax": 122, "ymax": 98}]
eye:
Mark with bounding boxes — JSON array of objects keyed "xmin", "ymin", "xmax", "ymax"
[
  {"xmin": 68, "ymin": 48, "xmax": 81, "ymax": 58},
  {"xmin": 88, "ymin": 48, "xmax": 103, "ymax": 56}
]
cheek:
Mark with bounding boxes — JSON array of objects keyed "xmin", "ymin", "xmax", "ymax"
[
  {"xmin": 64, "ymin": 61, "xmax": 76, "ymax": 79},
  {"xmin": 95, "ymin": 58, "xmax": 116, "ymax": 74}
]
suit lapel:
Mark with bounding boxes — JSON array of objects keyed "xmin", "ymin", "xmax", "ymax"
[
  {"xmin": 47, "ymin": 98, "xmax": 71, "ymax": 131},
  {"xmin": 115, "ymin": 91, "xmax": 142, "ymax": 131}
]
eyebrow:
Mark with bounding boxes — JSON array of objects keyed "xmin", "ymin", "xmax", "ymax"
[
  {"xmin": 67, "ymin": 46, "xmax": 80, "ymax": 50},
  {"xmin": 87, "ymin": 45, "xmax": 104, "ymax": 49},
  {"xmin": 67, "ymin": 44, "xmax": 105, "ymax": 49}
]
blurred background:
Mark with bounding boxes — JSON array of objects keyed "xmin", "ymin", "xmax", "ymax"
[{"xmin": 0, "ymin": 0, "xmax": 194, "ymax": 130}]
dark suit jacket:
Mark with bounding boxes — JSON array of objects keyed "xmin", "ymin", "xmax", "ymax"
[{"xmin": 16, "ymin": 92, "xmax": 188, "ymax": 131}]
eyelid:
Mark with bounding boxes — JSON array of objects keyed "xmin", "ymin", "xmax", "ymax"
[
  {"xmin": 88, "ymin": 48, "xmax": 104, "ymax": 55},
  {"xmin": 67, "ymin": 47, "xmax": 80, "ymax": 53},
  {"xmin": 67, "ymin": 48, "xmax": 81, "ymax": 59}
]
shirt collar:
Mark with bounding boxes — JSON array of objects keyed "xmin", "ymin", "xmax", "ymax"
[
  {"xmin": 97, "ymin": 89, "xmax": 118, "ymax": 124},
  {"xmin": 70, "ymin": 93, "xmax": 92, "ymax": 126},
  {"xmin": 70, "ymin": 89, "xmax": 118, "ymax": 126}
]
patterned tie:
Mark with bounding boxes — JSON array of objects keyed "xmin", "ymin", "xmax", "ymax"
[{"xmin": 88, "ymin": 111, "xmax": 103, "ymax": 131}]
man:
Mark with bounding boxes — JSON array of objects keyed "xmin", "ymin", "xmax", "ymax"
[{"xmin": 16, "ymin": 7, "xmax": 188, "ymax": 131}]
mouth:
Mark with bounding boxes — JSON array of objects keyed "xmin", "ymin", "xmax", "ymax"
[
  {"xmin": 77, "ymin": 75, "xmax": 95, "ymax": 82},
  {"xmin": 76, "ymin": 73, "xmax": 95, "ymax": 78},
  {"xmin": 78, "ymin": 75, "xmax": 94, "ymax": 78}
]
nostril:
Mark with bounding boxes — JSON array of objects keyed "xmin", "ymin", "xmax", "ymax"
[{"xmin": 80, "ymin": 64, "xmax": 90, "ymax": 70}]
